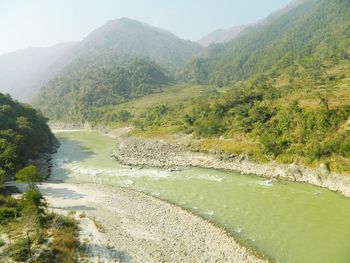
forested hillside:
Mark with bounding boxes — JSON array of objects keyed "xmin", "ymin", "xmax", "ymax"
[
  {"xmin": 182, "ymin": 0, "xmax": 350, "ymax": 86},
  {"xmin": 2, "ymin": 18, "xmax": 201, "ymax": 103},
  {"xmin": 197, "ymin": 25, "xmax": 247, "ymax": 47},
  {"xmin": 79, "ymin": 18, "xmax": 202, "ymax": 69},
  {"xmin": 34, "ymin": 18, "xmax": 202, "ymax": 122},
  {"xmin": 113, "ymin": 0, "xmax": 350, "ymax": 174},
  {"xmin": 35, "ymin": 57, "xmax": 172, "ymax": 122},
  {"xmin": 0, "ymin": 93, "xmax": 55, "ymax": 180},
  {"xmin": 32, "ymin": 0, "xmax": 350, "ymax": 173}
]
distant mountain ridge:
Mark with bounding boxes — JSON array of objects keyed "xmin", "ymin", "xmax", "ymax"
[
  {"xmin": 34, "ymin": 18, "xmax": 204, "ymax": 121},
  {"xmin": 0, "ymin": 18, "xmax": 202, "ymax": 102},
  {"xmin": 197, "ymin": 25, "xmax": 247, "ymax": 47},
  {"xmin": 77, "ymin": 18, "xmax": 202, "ymax": 68},
  {"xmin": 0, "ymin": 42, "xmax": 76, "ymax": 102},
  {"xmin": 197, "ymin": 0, "xmax": 306, "ymax": 47},
  {"xmin": 183, "ymin": 0, "xmax": 350, "ymax": 86}
]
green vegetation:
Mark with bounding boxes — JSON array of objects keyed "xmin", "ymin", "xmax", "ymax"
[
  {"xmin": 118, "ymin": 0, "xmax": 350, "ymax": 173},
  {"xmin": 130, "ymin": 79, "xmax": 350, "ymax": 172},
  {"xmin": 79, "ymin": 17, "xmax": 202, "ymax": 69},
  {"xmin": 35, "ymin": 56, "xmax": 173, "ymax": 122},
  {"xmin": 16, "ymin": 165, "xmax": 44, "ymax": 186},
  {"xmin": 0, "ymin": 167, "xmax": 81, "ymax": 262},
  {"xmin": 0, "ymin": 93, "xmax": 56, "ymax": 180},
  {"xmin": 0, "ymin": 94, "xmax": 80, "ymax": 262},
  {"xmin": 182, "ymin": 0, "xmax": 350, "ymax": 87},
  {"xmin": 33, "ymin": 0, "xmax": 350, "ymax": 174}
]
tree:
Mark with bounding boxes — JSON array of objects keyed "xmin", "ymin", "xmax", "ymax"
[
  {"xmin": 15, "ymin": 165, "xmax": 43, "ymax": 186},
  {"xmin": 21, "ymin": 187, "xmax": 47, "ymax": 227},
  {"xmin": 0, "ymin": 168, "xmax": 5, "ymax": 186}
]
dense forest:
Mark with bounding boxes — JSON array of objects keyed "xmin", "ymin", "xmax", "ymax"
[
  {"xmin": 0, "ymin": 93, "xmax": 56, "ymax": 180},
  {"xmin": 35, "ymin": 56, "xmax": 172, "ymax": 122},
  {"xmin": 181, "ymin": 0, "xmax": 350, "ymax": 86}
]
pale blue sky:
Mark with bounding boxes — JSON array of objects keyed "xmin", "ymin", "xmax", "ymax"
[{"xmin": 0, "ymin": 0, "xmax": 291, "ymax": 55}]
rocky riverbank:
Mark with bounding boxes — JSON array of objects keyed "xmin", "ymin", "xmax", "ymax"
[
  {"xmin": 112, "ymin": 136, "xmax": 350, "ymax": 198},
  {"xmin": 38, "ymin": 182, "xmax": 267, "ymax": 263}
]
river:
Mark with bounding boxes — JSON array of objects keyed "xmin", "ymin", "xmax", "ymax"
[{"xmin": 49, "ymin": 130, "xmax": 350, "ymax": 263}]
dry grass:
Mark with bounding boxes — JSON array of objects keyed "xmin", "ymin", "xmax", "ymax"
[
  {"xmin": 119, "ymin": 84, "xmax": 210, "ymax": 114},
  {"xmin": 131, "ymin": 126, "xmax": 180, "ymax": 139},
  {"xmin": 199, "ymin": 137, "xmax": 266, "ymax": 161}
]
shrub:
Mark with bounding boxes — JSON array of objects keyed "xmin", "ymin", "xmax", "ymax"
[
  {"xmin": 0, "ymin": 207, "xmax": 17, "ymax": 223},
  {"xmin": 51, "ymin": 231, "xmax": 79, "ymax": 257},
  {"xmin": 0, "ymin": 168, "xmax": 5, "ymax": 186},
  {"xmin": 0, "ymin": 238, "xmax": 6, "ymax": 247},
  {"xmin": 6, "ymin": 238, "xmax": 31, "ymax": 262},
  {"xmin": 36, "ymin": 249, "xmax": 56, "ymax": 263},
  {"xmin": 21, "ymin": 187, "xmax": 47, "ymax": 226},
  {"xmin": 16, "ymin": 164, "xmax": 43, "ymax": 185}
]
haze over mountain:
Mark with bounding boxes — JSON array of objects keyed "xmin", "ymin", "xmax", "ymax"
[
  {"xmin": 126, "ymin": 0, "xmax": 349, "ymax": 176},
  {"xmin": 197, "ymin": 25, "xmax": 248, "ymax": 47},
  {"xmin": 33, "ymin": 18, "xmax": 204, "ymax": 121},
  {"xmin": 79, "ymin": 18, "xmax": 202, "ymax": 68},
  {"xmin": 2, "ymin": 1, "xmax": 350, "ymax": 262},
  {"xmin": 0, "ymin": 42, "xmax": 76, "ymax": 102},
  {"xmin": 197, "ymin": 0, "xmax": 305, "ymax": 47},
  {"xmin": 0, "ymin": 18, "xmax": 202, "ymax": 103},
  {"xmin": 183, "ymin": 0, "xmax": 349, "ymax": 86}
]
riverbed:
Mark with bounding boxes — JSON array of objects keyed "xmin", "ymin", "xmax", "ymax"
[{"xmin": 49, "ymin": 130, "xmax": 350, "ymax": 263}]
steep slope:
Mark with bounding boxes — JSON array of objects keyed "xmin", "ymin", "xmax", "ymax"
[
  {"xmin": 122, "ymin": 0, "xmax": 350, "ymax": 174},
  {"xmin": 77, "ymin": 18, "xmax": 202, "ymax": 68},
  {"xmin": 0, "ymin": 93, "xmax": 55, "ymax": 175},
  {"xmin": 2, "ymin": 18, "xmax": 202, "ymax": 103},
  {"xmin": 0, "ymin": 43, "xmax": 76, "ymax": 102},
  {"xmin": 34, "ymin": 18, "xmax": 202, "ymax": 122},
  {"xmin": 197, "ymin": 0, "xmax": 305, "ymax": 47},
  {"xmin": 35, "ymin": 57, "xmax": 172, "ymax": 123},
  {"xmin": 183, "ymin": 0, "xmax": 350, "ymax": 86},
  {"xmin": 197, "ymin": 25, "xmax": 247, "ymax": 47}
]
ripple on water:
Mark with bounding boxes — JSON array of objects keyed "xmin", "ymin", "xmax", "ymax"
[
  {"xmin": 59, "ymin": 163, "xmax": 174, "ymax": 179},
  {"xmin": 247, "ymin": 179, "xmax": 275, "ymax": 188},
  {"xmin": 206, "ymin": 210, "xmax": 215, "ymax": 216},
  {"xmin": 186, "ymin": 174, "xmax": 225, "ymax": 182},
  {"xmin": 122, "ymin": 180, "xmax": 134, "ymax": 186},
  {"xmin": 234, "ymin": 227, "xmax": 243, "ymax": 234}
]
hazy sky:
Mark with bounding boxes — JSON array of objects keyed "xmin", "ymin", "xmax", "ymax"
[{"xmin": 0, "ymin": 0, "xmax": 291, "ymax": 56}]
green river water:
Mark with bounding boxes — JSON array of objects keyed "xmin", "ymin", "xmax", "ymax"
[{"xmin": 50, "ymin": 131, "xmax": 350, "ymax": 263}]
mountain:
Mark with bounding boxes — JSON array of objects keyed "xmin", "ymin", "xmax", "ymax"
[
  {"xmin": 0, "ymin": 42, "xmax": 76, "ymax": 102},
  {"xmin": 34, "ymin": 18, "xmax": 203, "ymax": 122},
  {"xmin": 197, "ymin": 0, "xmax": 306, "ymax": 47},
  {"xmin": 1, "ymin": 18, "xmax": 202, "ymax": 103},
  {"xmin": 126, "ymin": 0, "xmax": 350, "ymax": 174},
  {"xmin": 197, "ymin": 25, "xmax": 247, "ymax": 47},
  {"xmin": 35, "ymin": 56, "xmax": 173, "ymax": 122},
  {"xmin": 183, "ymin": 0, "xmax": 350, "ymax": 86},
  {"xmin": 78, "ymin": 18, "xmax": 202, "ymax": 68}
]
